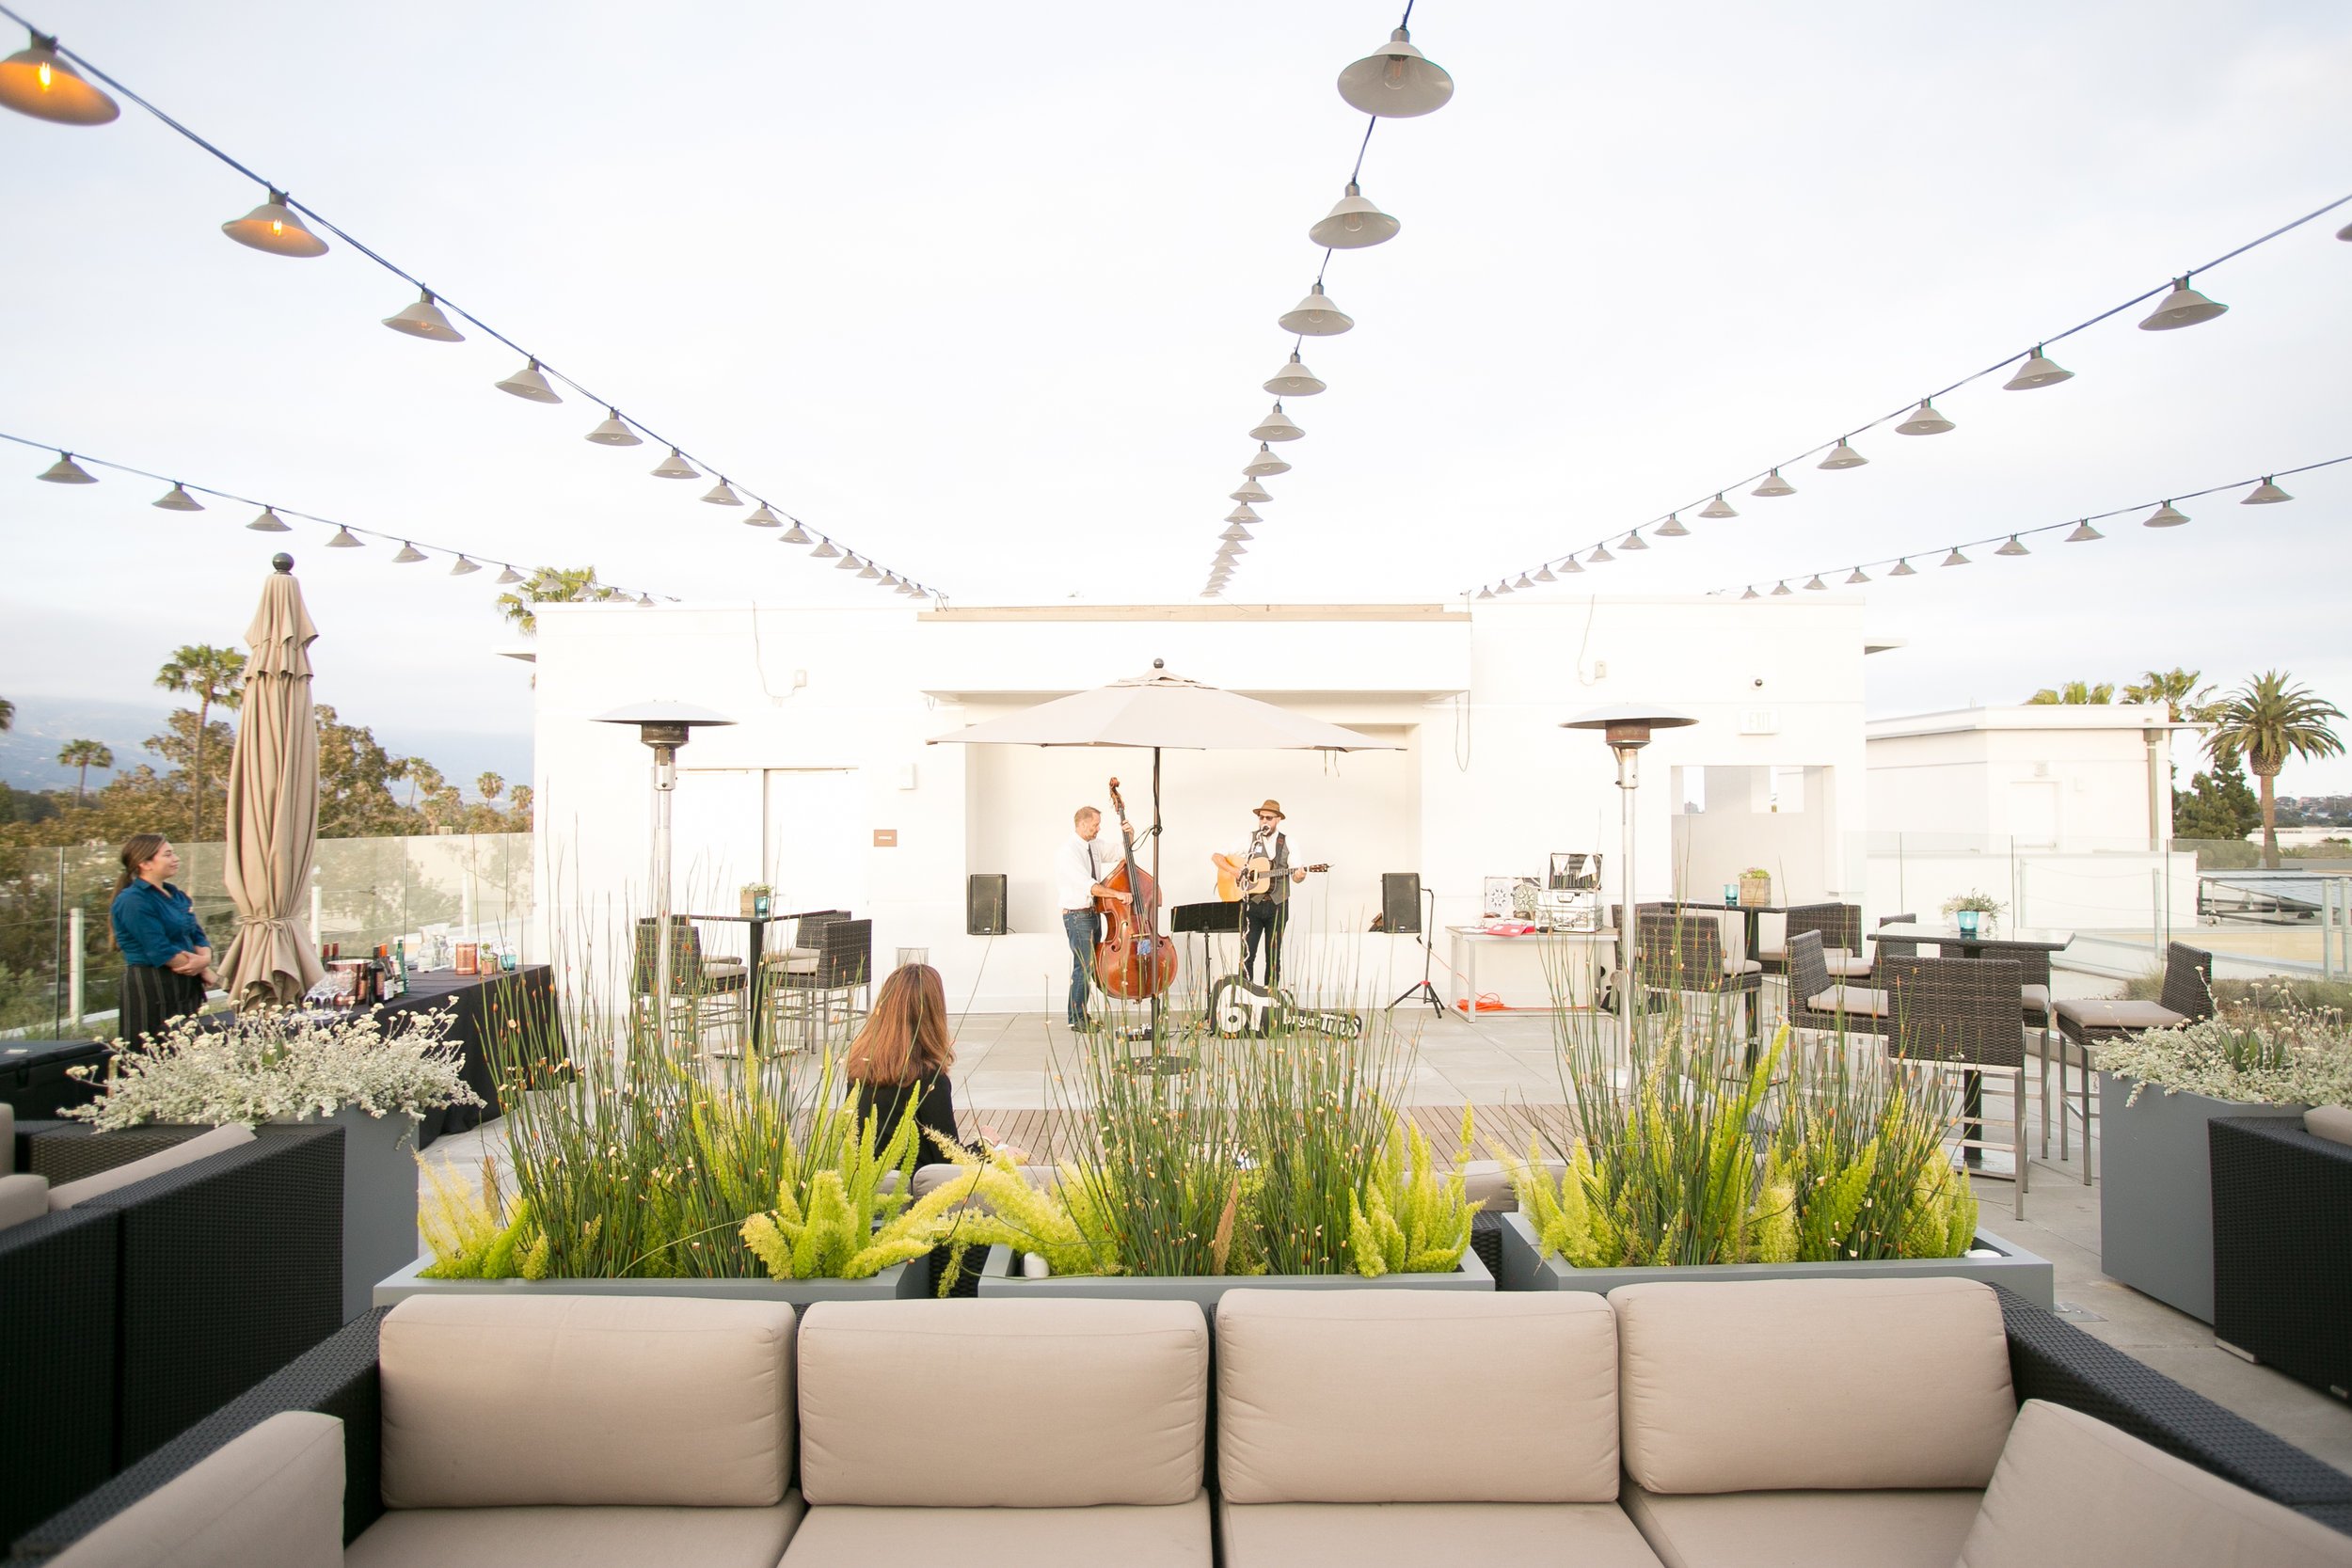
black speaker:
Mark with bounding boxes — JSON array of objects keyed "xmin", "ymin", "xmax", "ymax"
[
  {"xmin": 965, "ymin": 873, "xmax": 1009, "ymax": 935},
  {"xmin": 1381, "ymin": 873, "xmax": 1422, "ymax": 935}
]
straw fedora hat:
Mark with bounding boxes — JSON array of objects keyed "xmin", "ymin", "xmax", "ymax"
[{"xmin": 1253, "ymin": 800, "xmax": 1285, "ymax": 818}]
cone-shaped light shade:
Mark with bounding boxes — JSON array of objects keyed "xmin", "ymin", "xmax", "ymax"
[
  {"xmin": 586, "ymin": 409, "xmax": 641, "ymax": 446},
  {"xmin": 1475, "ymin": 587, "xmax": 1494, "ymax": 599},
  {"xmin": 1309, "ymin": 181, "xmax": 1400, "ymax": 249},
  {"xmin": 2064, "ymin": 521, "xmax": 2103, "ymax": 543},
  {"xmin": 2341, "ymin": 221, "xmax": 2352, "ymax": 242},
  {"xmin": 857, "ymin": 561, "xmax": 882, "ymax": 579},
  {"xmin": 152, "ymin": 483, "xmax": 204, "ymax": 512},
  {"xmin": 1263, "ymin": 352, "xmax": 1326, "ymax": 396},
  {"xmin": 0, "ymin": 37, "xmax": 120, "ymax": 124},
  {"xmin": 1621, "ymin": 531, "xmax": 1648, "ymax": 551},
  {"xmin": 1226, "ymin": 503, "xmax": 1262, "ymax": 525},
  {"xmin": 1941, "ymin": 547, "xmax": 1971, "ymax": 566},
  {"xmin": 1896, "ymin": 399, "xmax": 1956, "ymax": 436},
  {"xmin": 701, "ymin": 479, "xmax": 743, "ymax": 506},
  {"xmin": 37, "ymin": 451, "xmax": 95, "ymax": 483},
  {"xmin": 651, "ymin": 448, "xmax": 699, "ymax": 479},
  {"xmin": 1698, "ymin": 492, "xmax": 1739, "ymax": 519},
  {"xmin": 1220, "ymin": 541, "xmax": 1248, "ymax": 557},
  {"xmin": 835, "ymin": 551, "xmax": 864, "ymax": 572},
  {"xmin": 325, "ymin": 526, "xmax": 362, "ymax": 547},
  {"xmin": 1656, "ymin": 513, "xmax": 1690, "ymax": 537},
  {"xmin": 781, "ymin": 521, "xmax": 811, "ymax": 545},
  {"xmin": 744, "ymin": 503, "xmax": 782, "ymax": 527},
  {"xmin": 1243, "ymin": 442, "xmax": 1292, "ymax": 476},
  {"xmin": 1752, "ymin": 468, "xmax": 1796, "ymax": 498},
  {"xmin": 1846, "ymin": 567, "xmax": 1870, "ymax": 584},
  {"xmin": 1493, "ymin": 579, "xmax": 1514, "ymax": 596},
  {"xmin": 495, "ymin": 565, "xmax": 524, "ymax": 584},
  {"xmin": 495, "ymin": 357, "xmax": 563, "ymax": 403},
  {"xmin": 247, "ymin": 506, "xmax": 291, "ymax": 532},
  {"xmin": 1804, "ymin": 575, "xmax": 1827, "ymax": 591},
  {"xmin": 1557, "ymin": 556, "xmax": 1583, "ymax": 575},
  {"xmin": 2138, "ymin": 278, "xmax": 2227, "ymax": 330},
  {"xmin": 1770, "ymin": 581, "xmax": 1792, "ymax": 595},
  {"xmin": 810, "ymin": 538, "xmax": 840, "ymax": 559},
  {"xmin": 1515, "ymin": 573, "xmax": 1535, "ymax": 590},
  {"xmin": 1250, "ymin": 403, "xmax": 1305, "ymax": 441},
  {"xmin": 1995, "ymin": 535, "xmax": 2030, "ymax": 556},
  {"xmin": 450, "ymin": 555, "xmax": 483, "ymax": 576},
  {"xmin": 2143, "ymin": 501, "xmax": 2189, "ymax": 528},
  {"xmin": 1533, "ymin": 563, "xmax": 1556, "ymax": 582},
  {"xmin": 1740, "ymin": 586, "xmax": 1759, "ymax": 599},
  {"xmin": 1220, "ymin": 524, "xmax": 1251, "ymax": 543},
  {"xmin": 382, "ymin": 290, "xmax": 465, "ymax": 342},
  {"xmin": 1337, "ymin": 26, "xmax": 1454, "ymax": 117},
  {"xmin": 221, "ymin": 190, "xmax": 328, "ymax": 257},
  {"xmin": 2243, "ymin": 478, "xmax": 2293, "ymax": 505},
  {"xmin": 1230, "ymin": 477, "xmax": 1272, "ymax": 504},
  {"xmin": 390, "ymin": 542, "xmax": 427, "ymax": 563},
  {"xmin": 1819, "ymin": 439, "xmax": 1867, "ymax": 469},
  {"xmin": 1278, "ymin": 283, "xmax": 1354, "ymax": 336},
  {"xmin": 1889, "ymin": 558, "xmax": 1916, "ymax": 576},
  {"xmin": 2002, "ymin": 346, "xmax": 2074, "ymax": 390},
  {"xmin": 1588, "ymin": 544, "xmax": 1614, "ymax": 564}
]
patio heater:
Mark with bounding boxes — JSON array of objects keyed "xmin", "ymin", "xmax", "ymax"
[
  {"xmin": 1560, "ymin": 705, "xmax": 1698, "ymax": 1033},
  {"xmin": 596, "ymin": 703, "xmax": 736, "ymax": 1053}
]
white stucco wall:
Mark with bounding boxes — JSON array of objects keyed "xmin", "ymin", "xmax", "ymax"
[{"xmin": 528, "ymin": 595, "xmax": 1870, "ymax": 1010}]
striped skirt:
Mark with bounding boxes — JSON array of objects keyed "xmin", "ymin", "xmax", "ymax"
[{"xmin": 118, "ymin": 964, "xmax": 208, "ymax": 1047}]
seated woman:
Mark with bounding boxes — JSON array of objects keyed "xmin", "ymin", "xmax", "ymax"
[
  {"xmin": 845, "ymin": 963, "xmax": 974, "ymax": 1167},
  {"xmin": 109, "ymin": 832, "xmax": 218, "ymax": 1046}
]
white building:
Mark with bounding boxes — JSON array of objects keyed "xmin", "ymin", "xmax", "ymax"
[{"xmin": 526, "ymin": 595, "xmax": 1877, "ymax": 1010}]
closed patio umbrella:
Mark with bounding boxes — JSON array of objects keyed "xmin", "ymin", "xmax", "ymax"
[{"xmin": 220, "ymin": 553, "xmax": 326, "ymax": 1006}]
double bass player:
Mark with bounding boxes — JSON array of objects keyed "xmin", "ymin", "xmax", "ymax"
[{"xmin": 1056, "ymin": 805, "xmax": 1126, "ymax": 1030}]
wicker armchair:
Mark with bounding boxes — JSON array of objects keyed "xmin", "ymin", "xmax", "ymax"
[
  {"xmin": 2045, "ymin": 942, "xmax": 2216, "ymax": 1184},
  {"xmin": 1634, "ymin": 910, "xmax": 1762, "ymax": 1042},
  {"xmin": 630, "ymin": 916, "xmax": 748, "ymax": 1051},
  {"xmin": 1874, "ymin": 913, "xmax": 1922, "ymax": 958},
  {"xmin": 1763, "ymin": 903, "xmax": 1868, "ymax": 979},
  {"xmin": 775, "ymin": 917, "xmax": 873, "ymax": 1050},
  {"xmin": 1783, "ymin": 929, "xmax": 1890, "ymax": 1037},
  {"xmin": 1883, "ymin": 954, "xmax": 2029, "ymax": 1218},
  {"xmin": 2208, "ymin": 1116, "xmax": 2352, "ymax": 1402}
]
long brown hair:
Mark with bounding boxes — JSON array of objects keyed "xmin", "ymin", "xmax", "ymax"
[
  {"xmin": 116, "ymin": 833, "xmax": 168, "ymax": 895},
  {"xmin": 845, "ymin": 963, "xmax": 954, "ymax": 1085}
]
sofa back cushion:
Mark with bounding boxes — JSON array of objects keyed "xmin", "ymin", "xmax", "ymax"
[
  {"xmin": 1958, "ymin": 1400, "xmax": 2352, "ymax": 1567},
  {"xmin": 378, "ymin": 1294, "xmax": 794, "ymax": 1509},
  {"xmin": 798, "ymin": 1298, "xmax": 1205, "ymax": 1507},
  {"xmin": 1216, "ymin": 1289, "xmax": 1619, "ymax": 1504},
  {"xmin": 2305, "ymin": 1105, "xmax": 2352, "ymax": 1147},
  {"xmin": 51, "ymin": 1410, "xmax": 342, "ymax": 1568},
  {"xmin": 1613, "ymin": 1276, "xmax": 2014, "ymax": 1493},
  {"xmin": 46, "ymin": 1124, "xmax": 254, "ymax": 1210}
]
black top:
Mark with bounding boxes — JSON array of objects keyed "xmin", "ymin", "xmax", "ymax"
[{"xmin": 851, "ymin": 1069, "xmax": 970, "ymax": 1168}]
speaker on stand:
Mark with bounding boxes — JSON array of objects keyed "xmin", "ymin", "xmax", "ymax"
[
  {"xmin": 965, "ymin": 874, "xmax": 1008, "ymax": 936},
  {"xmin": 1382, "ymin": 873, "xmax": 1442, "ymax": 1012}
]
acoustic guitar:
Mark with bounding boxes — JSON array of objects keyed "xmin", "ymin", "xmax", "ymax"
[{"xmin": 1213, "ymin": 854, "xmax": 1331, "ymax": 902}]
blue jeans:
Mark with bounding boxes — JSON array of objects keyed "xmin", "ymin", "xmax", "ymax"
[{"xmin": 1062, "ymin": 910, "xmax": 1099, "ymax": 1024}]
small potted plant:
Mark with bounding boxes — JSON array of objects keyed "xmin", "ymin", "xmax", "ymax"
[
  {"xmin": 1738, "ymin": 867, "xmax": 1772, "ymax": 908},
  {"xmin": 1940, "ymin": 891, "xmax": 2006, "ymax": 939},
  {"xmin": 739, "ymin": 882, "xmax": 774, "ymax": 919}
]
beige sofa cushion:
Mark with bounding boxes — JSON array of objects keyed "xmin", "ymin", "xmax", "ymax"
[
  {"xmin": 783, "ymin": 1495, "xmax": 1211, "ymax": 1566},
  {"xmin": 1216, "ymin": 1289, "xmax": 1618, "ymax": 1504},
  {"xmin": 1217, "ymin": 1498, "xmax": 1666, "ymax": 1567},
  {"xmin": 379, "ymin": 1294, "xmax": 793, "ymax": 1509},
  {"xmin": 345, "ymin": 1498, "xmax": 804, "ymax": 1568},
  {"xmin": 2305, "ymin": 1105, "xmax": 2352, "ymax": 1147},
  {"xmin": 51, "ymin": 1411, "xmax": 342, "ymax": 1568},
  {"xmin": 48, "ymin": 1124, "xmax": 255, "ymax": 1210},
  {"xmin": 0, "ymin": 1171, "xmax": 49, "ymax": 1229},
  {"xmin": 1619, "ymin": 1483, "xmax": 1982, "ymax": 1568},
  {"xmin": 1957, "ymin": 1400, "xmax": 2352, "ymax": 1567},
  {"xmin": 1613, "ymin": 1277, "xmax": 2014, "ymax": 1493},
  {"xmin": 798, "ymin": 1298, "xmax": 1205, "ymax": 1508},
  {"xmin": 2052, "ymin": 998, "xmax": 2185, "ymax": 1033},
  {"xmin": 1806, "ymin": 985, "xmax": 1889, "ymax": 1017}
]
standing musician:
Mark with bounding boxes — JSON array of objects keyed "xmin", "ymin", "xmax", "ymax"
[
  {"xmin": 1213, "ymin": 800, "xmax": 1306, "ymax": 991},
  {"xmin": 1056, "ymin": 805, "xmax": 1127, "ymax": 1031}
]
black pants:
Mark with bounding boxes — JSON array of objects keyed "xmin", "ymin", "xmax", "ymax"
[
  {"xmin": 1241, "ymin": 899, "xmax": 1289, "ymax": 991},
  {"xmin": 119, "ymin": 964, "xmax": 207, "ymax": 1046}
]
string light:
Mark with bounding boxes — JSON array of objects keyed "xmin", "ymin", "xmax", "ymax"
[
  {"xmin": 1994, "ymin": 535, "xmax": 2030, "ymax": 557},
  {"xmin": 1, "ymin": 430, "xmax": 675, "ymax": 603},
  {"xmin": 1263, "ymin": 353, "xmax": 1326, "ymax": 396},
  {"xmin": 37, "ymin": 451, "xmax": 94, "ymax": 483},
  {"xmin": 1279, "ymin": 284, "xmax": 1354, "ymax": 336},
  {"xmin": 2243, "ymin": 478, "xmax": 2292, "ymax": 504},
  {"xmin": 1896, "ymin": 399, "xmax": 1956, "ymax": 436},
  {"xmin": 1230, "ymin": 477, "xmax": 1273, "ymax": 505},
  {"xmin": 1752, "ymin": 468, "xmax": 1797, "ymax": 497},
  {"xmin": 1655, "ymin": 513, "xmax": 1690, "ymax": 538},
  {"xmin": 585, "ymin": 410, "xmax": 640, "ymax": 446},
  {"xmin": 1941, "ymin": 547, "xmax": 1971, "ymax": 567},
  {"xmin": 744, "ymin": 502, "xmax": 782, "ymax": 527},
  {"xmin": 2143, "ymin": 500, "xmax": 2188, "ymax": 528},
  {"xmin": 1250, "ymin": 404, "xmax": 1306, "ymax": 442},
  {"xmin": 651, "ymin": 449, "xmax": 698, "ymax": 480},
  {"xmin": 700, "ymin": 479, "xmax": 743, "ymax": 507},
  {"xmin": 220, "ymin": 190, "xmax": 328, "ymax": 258},
  {"xmin": 2138, "ymin": 277, "xmax": 2227, "ymax": 331},
  {"xmin": 0, "ymin": 26, "xmax": 117, "ymax": 123},
  {"xmin": 1309, "ymin": 181, "xmax": 1400, "ymax": 249},
  {"xmin": 1698, "ymin": 494, "xmax": 1739, "ymax": 519},
  {"xmin": 1336, "ymin": 25, "xmax": 1454, "ymax": 118},
  {"xmin": 1819, "ymin": 439, "xmax": 1867, "ymax": 470},
  {"xmin": 494, "ymin": 359, "xmax": 562, "ymax": 404},
  {"xmin": 2002, "ymin": 346, "xmax": 2074, "ymax": 390},
  {"xmin": 1243, "ymin": 443, "xmax": 1292, "ymax": 477},
  {"xmin": 380, "ymin": 290, "xmax": 464, "ymax": 342}
]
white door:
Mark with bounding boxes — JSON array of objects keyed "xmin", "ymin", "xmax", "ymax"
[
  {"xmin": 2007, "ymin": 781, "xmax": 2060, "ymax": 849},
  {"xmin": 764, "ymin": 769, "xmax": 867, "ymax": 916}
]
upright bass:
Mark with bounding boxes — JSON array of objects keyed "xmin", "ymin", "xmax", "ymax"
[{"xmin": 1093, "ymin": 776, "xmax": 1177, "ymax": 1001}]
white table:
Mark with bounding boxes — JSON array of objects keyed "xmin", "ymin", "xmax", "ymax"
[{"xmin": 1443, "ymin": 926, "xmax": 1618, "ymax": 1012}]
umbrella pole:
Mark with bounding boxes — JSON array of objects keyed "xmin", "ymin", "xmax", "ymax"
[{"xmin": 1151, "ymin": 746, "xmax": 1162, "ymax": 1047}]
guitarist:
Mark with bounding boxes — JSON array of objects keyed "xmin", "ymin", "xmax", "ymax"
[{"xmin": 1214, "ymin": 800, "xmax": 1307, "ymax": 992}]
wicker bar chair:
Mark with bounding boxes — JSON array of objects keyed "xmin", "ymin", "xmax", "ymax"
[
  {"xmin": 630, "ymin": 917, "xmax": 748, "ymax": 1052},
  {"xmin": 1634, "ymin": 910, "xmax": 1762, "ymax": 1042},
  {"xmin": 1760, "ymin": 903, "xmax": 1869, "ymax": 979},
  {"xmin": 1783, "ymin": 929, "xmax": 1891, "ymax": 1038},
  {"xmin": 2044, "ymin": 942, "xmax": 2216, "ymax": 1185},
  {"xmin": 1875, "ymin": 913, "xmax": 1922, "ymax": 958},
  {"xmin": 1883, "ymin": 954, "xmax": 2030, "ymax": 1218}
]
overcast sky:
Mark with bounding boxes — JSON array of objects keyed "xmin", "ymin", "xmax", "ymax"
[{"xmin": 3, "ymin": 1, "xmax": 2348, "ymax": 791}]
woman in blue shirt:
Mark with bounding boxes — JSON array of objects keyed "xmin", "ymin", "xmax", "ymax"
[{"xmin": 109, "ymin": 832, "xmax": 216, "ymax": 1045}]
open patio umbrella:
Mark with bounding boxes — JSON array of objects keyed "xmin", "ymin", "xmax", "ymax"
[{"xmin": 220, "ymin": 553, "xmax": 326, "ymax": 1007}]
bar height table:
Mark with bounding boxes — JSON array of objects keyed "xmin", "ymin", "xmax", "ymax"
[{"xmin": 686, "ymin": 910, "xmax": 831, "ymax": 1049}]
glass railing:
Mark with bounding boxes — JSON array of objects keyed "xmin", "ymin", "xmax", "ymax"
[{"xmin": 0, "ymin": 832, "xmax": 532, "ymax": 1039}]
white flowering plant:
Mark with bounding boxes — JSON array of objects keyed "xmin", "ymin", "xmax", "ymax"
[
  {"xmin": 2103, "ymin": 990, "xmax": 2352, "ymax": 1109},
  {"xmin": 66, "ymin": 1005, "xmax": 483, "ymax": 1132}
]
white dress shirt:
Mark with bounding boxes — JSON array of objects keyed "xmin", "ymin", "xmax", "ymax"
[{"xmin": 1056, "ymin": 833, "xmax": 1111, "ymax": 911}]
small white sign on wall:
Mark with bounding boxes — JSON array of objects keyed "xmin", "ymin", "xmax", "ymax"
[{"xmin": 1740, "ymin": 708, "xmax": 1780, "ymax": 736}]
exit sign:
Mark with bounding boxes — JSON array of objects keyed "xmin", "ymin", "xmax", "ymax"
[{"xmin": 1740, "ymin": 708, "xmax": 1780, "ymax": 735}]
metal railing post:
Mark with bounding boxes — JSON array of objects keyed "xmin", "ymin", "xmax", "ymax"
[{"xmin": 68, "ymin": 907, "xmax": 86, "ymax": 1027}]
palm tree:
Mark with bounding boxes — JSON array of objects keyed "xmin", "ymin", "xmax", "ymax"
[
  {"xmin": 0, "ymin": 696, "xmax": 12, "ymax": 731},
  {"xmin": 2207, "ymin": 673, "xmax": 2345, "ymax": 868},
  {"xmin": 2121, "ymin": 668, "xmax": 2217, "ymax": 723},
  {"xmin": 476, "ymin": 771, "xmax": 505, "ymax": 803},
  {"xmin": 495, "ymin": 567, "xmax": 624, "ymax": 635},
  {"xmin": 56, "ymin": 739, "xmax": 115, "ymax": 805},
  {"xmin": 2026, "ymin": 680, "xmax": 2115, "ymax": 705},
  {"xmin": 154, "ymin": 644, "xmax": 247, "ymax": 841}
]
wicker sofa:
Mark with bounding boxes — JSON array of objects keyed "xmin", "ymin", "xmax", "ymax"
[
  {"xmin": 2210, "ymin": 1110, "xmax": 2352, "ymax": 1402},
  {"xmin": 19, "ymin": 1280, "xmax": 2352, "ymax": 1567}
]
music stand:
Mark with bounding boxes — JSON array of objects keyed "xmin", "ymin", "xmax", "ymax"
[
  {"xmin": 1170, "ymin": 899, "xmax": 1242, "ymax": 1015},
  {"xmin": 1388, "ymin": 885, "xmax": 1442, "ymax": 1012}
]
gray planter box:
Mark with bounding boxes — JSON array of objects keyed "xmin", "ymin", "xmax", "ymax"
[
  {"xmin": 374, "ymin": 1255, "xmax": 924, "ymax": 1310},
  {"xmin": 278, "ymin": 1107, "xmax": 421, "ymax": 1323},
  {"xmin": 975, "ymin": 1244, "xmax": 1492, "ymax": 1316},
  {"xmin": 2097, "ymin": 1072, "xmax": 2304, "ymax": 1323},
  {"xmin": 1496, "ymin": 1210, "xmax": 2055, "ymax": 1309}
]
